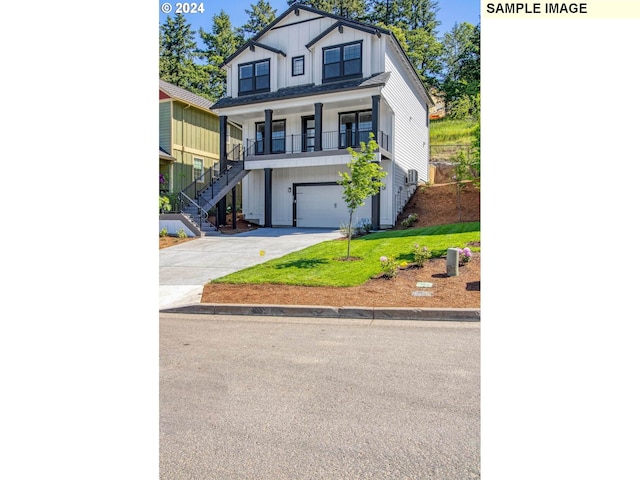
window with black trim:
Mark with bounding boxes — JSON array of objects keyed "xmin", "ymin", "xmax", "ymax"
[
  {"xmin": 339, "ymin": 110, "xmax": 372, "ymax": 149},
  {"xmin": 292, "ymin": 56, "xmax": 304, "ymax": 76},
  {"xmin": 239, "ymin": 59, "xmax": 270, "ymax": 96},
  {"xmin": 322, "ymin": 41, "xmax": 362, "ymax": 83},
  {"xmin": 255, "ymin": 120, "xmax": 286, "ymax": 154}
]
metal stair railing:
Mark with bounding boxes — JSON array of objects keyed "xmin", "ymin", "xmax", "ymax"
[{"xmin": 179, "ymin": 191, "xmax": 207, "ymax": 231}]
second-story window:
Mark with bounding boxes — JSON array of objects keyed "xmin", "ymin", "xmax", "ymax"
[
  {"xmin": 292, "ymin": 56, "xmax": 304, "ymax": 76},
  {"xmin": 322, "ymin": 41, "xmax": 362, "ymax": 83},
  {"xmin": 239, "ymin": 59, "xmax": 270, "ymax": 96}
]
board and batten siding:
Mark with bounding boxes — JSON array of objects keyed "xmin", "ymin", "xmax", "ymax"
[
  {"xmin": 159, "ymin": 102, "xmax": 172, "ymax": 153},
  {"xmin": 243, "ymin": 164, "xmax": 374, "ymax": 226},
  {"xmin": 172, "ymin": 102, "xmax": 220, "ymax": 160}
]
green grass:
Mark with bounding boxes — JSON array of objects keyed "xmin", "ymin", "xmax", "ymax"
[
  {"xmin": 211, "ymin": 222, "xmax": 480, "ymax": 287},
  {"xmin": 430, "ymin": 118, "xmax": 478, "ymax": 145}
]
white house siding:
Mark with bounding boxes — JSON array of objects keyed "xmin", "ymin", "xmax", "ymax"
[
  {"xmin": 226, "ymin": 51, "xmax": 279, "ymax": 99},
  {"xmin": 216, "ymin": 5, "xmax": 433, "ymax": 229},
  {"xmin": 242, "ymin": 169, "xmax": 265, "ymax": 225},
  {"xmin": 382, "ymin": 44, "xmax": 429, "ymax": 177},
  {"xmin": 242, "ymin": 164, "xmax": 379, "ymax": 227},
  {"xmin": 379, "ymin": 159, "xmax": 394, "ymax": 228}
]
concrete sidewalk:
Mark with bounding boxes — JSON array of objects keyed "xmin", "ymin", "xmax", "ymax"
[{"xmin": 159, "ymin": 227, "xmax": 344, "ymax": 309}]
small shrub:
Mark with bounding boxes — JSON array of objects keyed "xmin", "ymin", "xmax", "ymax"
[
  {"xmin": 401, "ymin": 213, "xmax": 418, "ymax": 228},
  {"xmin": 160, "ymin": 227, "xmax": 168, "ymax": 237},
  {"xmin": 457, "ymin": 247, "xmax": 472, "ymax": 266},
  {"xmin": 412, "ymin": 244, "xmax": 431, "ymax": 267},
  {"xmin": 177, "ymin": 229, "xmax": 188, "ymax": 238},
  {"xmin": 379, "ymin": 255, "xmax": 399, "ymax": 279},
  {"xmin": 341, "ymin": 219, "xmax": 373, "ymax": 238},
  {"xmin": 339, "ymin": 222, "xmax": 352, "ymax": 238},
  {"xmin": 356, "ymin": 218, "xmax": 373, "ymax": 235}
]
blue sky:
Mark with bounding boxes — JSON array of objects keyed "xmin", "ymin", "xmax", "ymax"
[{"xmin": 159, "ymin": 0, "xmax": 481, "ymax": 43}]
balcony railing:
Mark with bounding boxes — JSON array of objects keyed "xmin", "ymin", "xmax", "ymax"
[{"xmin": 245, "ymin": 129, "xmax": 390, "ymax": 157}]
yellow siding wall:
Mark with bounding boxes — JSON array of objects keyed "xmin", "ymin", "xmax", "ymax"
[
  {"xmin": 170, "ymin": 102, "xmax": 221, "ymax": 191},
  {"xmin": 172, "ymin": 102, "xmax": 220, "ymax": 160}
]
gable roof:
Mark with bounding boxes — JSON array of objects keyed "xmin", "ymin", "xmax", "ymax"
[
  {"xmin": 159, "ymin": 147, "xmax": 176, "ymax": 161},
  {"xmin": 219, "ymin": 3, "xmax": 433, "ymax": 106},
  {"xmin": 159, "ymin": 79, "xmax": 214, "ymax": 112},
  {"xmin": 222, "ymin": 3, "xmax": 391, "ymax": 67}
]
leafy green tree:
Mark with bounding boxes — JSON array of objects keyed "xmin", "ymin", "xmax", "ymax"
[
  {"xmin": 441, "ymin": 22, "xmax": 480, "ymax": 117},
  {"xmin": 338, "ymin": 134, "xmax": 387, "ymax": 259},
  {"xmin": 242, "ymin": 0, "xmax": 278, "ymax": 37},
  {"xmin": 368, "ymin": 0, "xmax": 443, "ymax": 87},
  {"xmin": 159, "ymin": 14, "xmax": 207, "ymax": 91},
  {"xmin": 197, "ymin": 11, "xmax": 245, "ymax": 101},
  {"xmin": 406, "ymin": 27, "xmax": 443, "ymax": 86}
]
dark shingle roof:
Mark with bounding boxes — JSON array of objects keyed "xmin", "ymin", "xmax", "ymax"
[
  {"xmin": 159, "ymin": 79, "xmax": 214, "ymax": 111},
  {"xmin": 212, "ymin": 72, "xmax": 390, "ymax": 110},
  {"xmin": 159, "ymin": 147, "xmax": 176, "ymax": 161}
]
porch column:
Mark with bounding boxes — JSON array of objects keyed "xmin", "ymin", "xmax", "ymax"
[
  {"xmin": 264, "ymin": 109, "xmax": 273, "ymax": 155},
  {"xmin": 264, "ymin": 168, "xmax": 273, "ymax": 227},
  {"xmin": 371, "ymin": 95, "xmax": 381, "ymax": 230},
  {"xmin": 371, "ymin": 95, "xmax": 380, "ymax": 144},
  {"xmin": 217, "ymin": 115, "xmax": 228, "ymax": 223},
  {"xmin": 314, "ymin": 102, "xmax": 323, "ymax": 151},
  {"xmin": 372, "ymin": 192, "xmax": 380, "ymax": 230},
  {"xmin": 231, "ymin": 186, "xmax": 237, "ymax": 229}
]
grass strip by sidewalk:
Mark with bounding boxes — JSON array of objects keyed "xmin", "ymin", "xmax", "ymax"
[{"xmin": 210, "ymin": 222, "xmax": 480, "ymax": 287}]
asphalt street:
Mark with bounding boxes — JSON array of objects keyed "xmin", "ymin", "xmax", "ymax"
[{"xmin": 160, "ymin": 314, "xmax": 480, "ymax": 479}]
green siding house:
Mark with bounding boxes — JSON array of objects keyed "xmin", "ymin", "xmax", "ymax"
[{"xmin": 159, "ymin": 80, "xmax": 241, "ymax": 194}]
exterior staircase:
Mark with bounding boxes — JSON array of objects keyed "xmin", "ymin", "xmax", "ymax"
[{"xmin": 177, "ymin": 145, "xmax": 248, "ymax": 236}]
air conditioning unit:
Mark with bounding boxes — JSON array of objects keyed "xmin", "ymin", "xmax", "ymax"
[{"xmin": 407, "ymin": 169, "xmax": 418, "ymax": 185}]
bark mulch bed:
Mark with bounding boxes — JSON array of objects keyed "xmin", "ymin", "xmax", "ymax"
[{"xmin": 200, "ymin": 183, "xmax": 480, "ymax": 308}]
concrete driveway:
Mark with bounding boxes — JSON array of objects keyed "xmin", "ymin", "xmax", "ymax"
[{"xmin": 159, "ymin": 227, "xmax": 343, "ymax": 309}]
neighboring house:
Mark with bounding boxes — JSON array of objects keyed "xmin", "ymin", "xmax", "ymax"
[
  {"xmin": 211, "ymin": 3, "xmax": 434, "ymax": 229},
  {"xmin": 159, "ymin": 79, "xmax": 242, "ymax": 194}
]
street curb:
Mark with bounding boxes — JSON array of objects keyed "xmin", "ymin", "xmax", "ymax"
[{"xmin": 160, "ymin": 303, "xmax": 480, "ymax": 322}]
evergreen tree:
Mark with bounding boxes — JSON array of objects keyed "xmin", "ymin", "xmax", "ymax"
[
  {"xmin": 159, "ymin": 14, "xmax": 207, "ymax": 91},
  {"xmin": 287, "ymin": 0, "xmax": 367, "ymax": 20},
  {"xmin": 242, "ymin": 0, "xmax": 278, "ymax": 37},
  {"xmin": 198, "ymin": 11, "xmax": 245, "ymax": 101}
]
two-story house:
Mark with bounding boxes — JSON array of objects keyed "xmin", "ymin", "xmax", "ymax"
[
  {"xmin": 160, "ymin": 79, "xmax": 243, "ymax": 235},
  {"xmin": 211, "ymin": 4, "xmax": 434, "ymax": 230},
  {"xmin": 159, "ymin": 79, "xmax": 242, "ymax": 194}
]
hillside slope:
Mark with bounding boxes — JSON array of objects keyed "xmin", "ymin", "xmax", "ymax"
[{"xmin": 394, "ymin": 182, "xmax": 480, "ymax": 229}]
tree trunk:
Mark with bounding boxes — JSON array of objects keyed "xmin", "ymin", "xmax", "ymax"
[{"xmin": 347, "ymin": 211, "xmax": 353, "ymax": 259}]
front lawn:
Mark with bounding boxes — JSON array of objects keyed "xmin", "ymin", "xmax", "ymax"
[{"xmin": 211, "ymin": 222, "xmax": 480, "ymax": 287}]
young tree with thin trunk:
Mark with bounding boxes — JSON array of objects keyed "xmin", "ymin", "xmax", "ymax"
[{"xmin": 338, "ymin": 134, "xmax": 387, "ymax": 260}]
